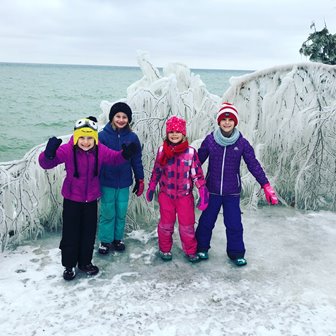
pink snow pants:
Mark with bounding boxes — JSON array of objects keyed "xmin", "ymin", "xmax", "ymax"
[{"xmin": 157, "ymin": 192, "xmax": 197, "ymax": 255}]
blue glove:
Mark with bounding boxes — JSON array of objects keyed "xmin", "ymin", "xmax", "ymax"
[{"xmin": 45, "ymin": 137, "xmax": 62, "ymax": 159}]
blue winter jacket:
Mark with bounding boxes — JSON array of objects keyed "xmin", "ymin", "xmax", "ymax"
[
  {"xmin": 198, "ymin": 132, "xmax": 268, "ymax": 195},
  {"xmin": 99, "ymin": 123, "xmax": 144, "ymax": 188}
]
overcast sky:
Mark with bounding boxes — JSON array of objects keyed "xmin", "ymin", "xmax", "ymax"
[{"xmin": 1, "ymin": 0, "xmax": 335, "ymax": 70}]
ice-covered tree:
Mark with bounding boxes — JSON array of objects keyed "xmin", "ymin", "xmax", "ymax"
[
  {"xmin": 223, "ymin": 63, "xmax": 336, "ymax": 210},
  {"xmin": 1, "ymin": 51, "xmax": 335, "ymax": 251}
]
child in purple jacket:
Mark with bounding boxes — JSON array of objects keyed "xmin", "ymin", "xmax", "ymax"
[
  {"xmin": 195, "ymin": 103, "xmax": 278, "ymax": 266},
  {"xmin": 39, "ymin": 116, "xmax": 136, "ymax": 280}
]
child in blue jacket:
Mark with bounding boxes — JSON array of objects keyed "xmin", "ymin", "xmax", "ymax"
[{"xmin": 98, "ymin": 102, "xmax": 144, "ymax": 254}]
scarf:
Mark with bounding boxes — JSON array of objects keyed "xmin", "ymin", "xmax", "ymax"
[
  {"xmin": 214, "ymin": 127, "xmax": 240, "ymax": 147},
  {"xmin": 159, "ymin": 139, "xmax": 189, "ymax": 166}
]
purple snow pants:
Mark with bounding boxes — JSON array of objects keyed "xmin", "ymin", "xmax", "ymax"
[
  {"xmin": 195, "ymin": 194, "xmax": 245, "ymax": 259},
  {"xmin": 157, "ymin": 192, "xmax": 197, "ymax": 255}
]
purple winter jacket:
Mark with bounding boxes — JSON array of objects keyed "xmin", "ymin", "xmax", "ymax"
[
  {"xmin": 198, "ymin": 132, "xmax": 269, "ymax": 195},
  {"xmin": 38, "ymin": 138, "xmax": 126, "ymax": 203}
]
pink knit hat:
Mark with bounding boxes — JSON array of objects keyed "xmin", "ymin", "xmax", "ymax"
[
  {"xmin": 216, "ymin": 102, "xmax": 239, "ymax": 126},
  {"xmin": 166, "ymin": 116, "xmax": 187, "ymax": 135}
]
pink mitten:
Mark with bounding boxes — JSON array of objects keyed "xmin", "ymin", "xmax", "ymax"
[
  {"xmin": 132, "ymin": 179, "xmax": 144, "ymax": 197},
  {"xmin": 262, "ymin": 183, "xmax": 278, "ymax": 205},
  {"xmin": 197, "ymin": 186, "xmax": 209, "ymax": 211},
  {"xmin": 137, "ymin": 179, "xmax": 144, "ymax": 197}
]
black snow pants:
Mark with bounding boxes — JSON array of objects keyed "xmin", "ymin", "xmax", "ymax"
[{"xmin": 60, "ymin": 198, "xmax": 98, "ymax": 268}]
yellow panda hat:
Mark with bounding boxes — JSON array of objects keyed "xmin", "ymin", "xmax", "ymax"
[{"xmin": 73, "ymin": 117, "xmax": 98, "ymax": 145}]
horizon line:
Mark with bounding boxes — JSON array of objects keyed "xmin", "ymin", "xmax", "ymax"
[{"xmin": 0, "ymin": 60, "xmax": 255, "ymax": 73}]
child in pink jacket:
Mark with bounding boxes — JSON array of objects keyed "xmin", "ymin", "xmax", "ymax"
[{"xmin": 146, "ymin": 116, "xmax": 209, "ymax": 263}]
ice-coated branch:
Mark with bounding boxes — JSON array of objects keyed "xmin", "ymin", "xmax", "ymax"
[{"xmin": 224, "ymin": 63, "xmax": 336, "ymax": 210}]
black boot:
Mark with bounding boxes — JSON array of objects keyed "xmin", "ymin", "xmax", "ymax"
[
  {"xmin": 113, "ymin": 240, "xmax": 126, "ymax": 251},
  {"xmin": 78, "ymin": 263, "xmax": 99, "ymax": 276},
  {"xmin": 98, "ymin": 242, "xmax": 110, "ymax": 255},
  {"xmin": 63, "ymin": 267, "xmax": 76, "ymax": 281}
]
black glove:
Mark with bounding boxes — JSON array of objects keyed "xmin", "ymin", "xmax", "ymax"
[
  {"xmin": 45, "ymin": 137, "xmax": 62, "ymax": 159},
  {"xmin": 132, "ymin": 179, "xmax": 140, "ymax": 194},
  {"xmin": 121, "ymin": 143, "xmax": 137, "ymax": 160}
]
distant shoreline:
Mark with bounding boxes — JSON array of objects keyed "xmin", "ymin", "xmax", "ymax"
[{"xmin": 0, "ymin": 61, "xmax": 253, "ymax": 73}]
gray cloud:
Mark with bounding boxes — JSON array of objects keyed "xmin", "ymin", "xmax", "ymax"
[{"xmin": 0, "ymin": 0, "xmax": 335, "ymax": 70}]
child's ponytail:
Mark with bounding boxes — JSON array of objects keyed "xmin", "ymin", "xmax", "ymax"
[{"xmin": 73, "ymin": 145, "xmax": 79, "ymax": 178}]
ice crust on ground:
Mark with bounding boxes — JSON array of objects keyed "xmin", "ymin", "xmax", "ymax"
[{"xmin": 1, "ymin": 207, "xmax": 335, "ymax": 336}]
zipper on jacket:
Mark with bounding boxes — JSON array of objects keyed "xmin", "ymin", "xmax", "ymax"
[
  {"xmin": 237, "ymin": 174, "xmax": 240, "ymax": 188},
  {"xmin": 174, "ymin": 155, "xmax": 178, "ymax": 198},
  {"xmin": 220, "ymin": 147, "xmax": 226, "ymax": 195},
  {"xmin": 85, "ymin": 151, "xmax": 89, "ymax": 202},
  {"xmin": 117, "ymin": 133, "xmax": 121, "ymax": 187}
]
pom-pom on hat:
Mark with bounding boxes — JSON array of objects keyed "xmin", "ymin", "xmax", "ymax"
[
  {"xmin": 109, "ymin": 102, "xmax": 132, "ymax": 123},
  {"xmin": 216, "ymin": 102, "xmax": 239, "ymax": 126},
  {"xmin": 73, "ymin": 116, "xmax": 98, "ymax": 145},
  {"xmin": 166, "ymin": 116, "xmax": 187, "ymax": 136}
]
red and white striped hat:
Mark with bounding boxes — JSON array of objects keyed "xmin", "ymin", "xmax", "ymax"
[{"xmin": 216, "ymin": 102, "xmax": 239, "ymax": 126}]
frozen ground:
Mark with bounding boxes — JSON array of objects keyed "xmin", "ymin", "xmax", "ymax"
[{"xmin": 0, "ymin": 207, "xmax": 335, "ymax": 336}]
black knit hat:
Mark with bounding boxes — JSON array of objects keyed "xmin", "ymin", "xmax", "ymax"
[{"xmin": 109, "ymin": 102, "xmax": 132, "ymax": 123}]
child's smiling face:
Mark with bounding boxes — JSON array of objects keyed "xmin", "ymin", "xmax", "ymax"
[
  {"xmin": 219, "ymin": 118, "xmax": 235, "ymax": 136},
  {"xmin": 167, "ymin": 131, "xmax": 184, "ymax": 144},
  {"xmin": 77, "ymin": 136, "xmax": 95, "ymax": 151},
  {"xmin": 112, "ymin": 112, "xmax": 129, "ymax": 129}
]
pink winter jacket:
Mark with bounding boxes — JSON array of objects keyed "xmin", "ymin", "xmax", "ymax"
[
  {"xmin": 39, "ymin": 138, "xmax": 126, "ymax": 203},
  {"xmin": 148, "ymin": 145, "xmax": 206, "ymax": 199}
]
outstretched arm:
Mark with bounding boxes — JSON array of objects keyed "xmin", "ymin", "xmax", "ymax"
[
  {"xmin": 101, "ymin": 143, "xmax": 134, "ymax": 166},
  {"xmin": 242, "ymin": 140, "xmax": 278, "ymax": 205}
]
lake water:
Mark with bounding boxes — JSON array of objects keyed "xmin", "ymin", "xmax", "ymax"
[{"xmin": 0, "ymin": 62, "xmax": 251, "ymax": 162}]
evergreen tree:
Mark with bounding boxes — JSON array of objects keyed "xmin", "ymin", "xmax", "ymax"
[{"xmin": 299, "ymin": 23, "xmax": 336, "ymax": 65}]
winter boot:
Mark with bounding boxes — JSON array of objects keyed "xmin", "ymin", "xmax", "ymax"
[
  {"xmin": 159, "ymin": 250, "xmax": 172, "ymax": 261},
  {"xmin": 98, "ymin": 242, "xmax": 110, "ymax": 255},
  {"xmin": 63, "ymin": 267, "xmax": 76, "ymax": 281},
  {"xmin": 232, "ymin": 258, "xmax": 247, "ymax": 267},
  {"xmin": 186, "ymin": 254, "xmax": 200, "ymax": 263},
  {"xmin": 197, "ymin": 251, "xmax": 209, "ymax": 260},
  {"xmin": 78, "ymin": 263, "xmax": 99, "ymax": 276},
  {"xmin": 113, "ymin": 240, "xmax": 126, "ymax": 252}
]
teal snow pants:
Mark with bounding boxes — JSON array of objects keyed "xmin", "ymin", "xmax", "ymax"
[{"xmin": 98, "ymin": 186, "xmax": 130, "ymax": 243}]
